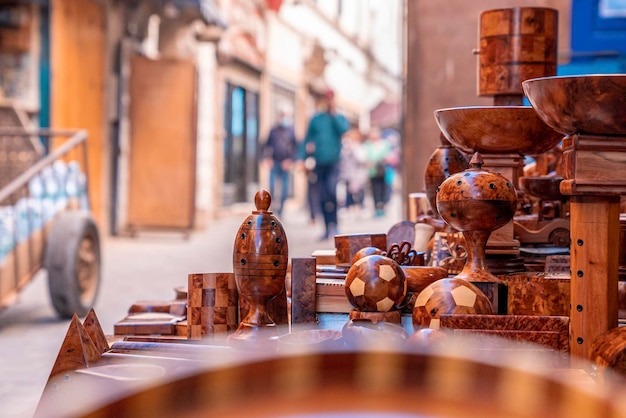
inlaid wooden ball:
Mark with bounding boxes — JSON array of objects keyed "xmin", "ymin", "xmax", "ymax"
[
  {"xmin": 344, "ymin": 254, "xmax": 406, "ymax": 312},
  {"xmin": 351, "ymin": 246, "xmax": 386, "ymax": 265},
  {"xmin": 412, "ymin": 277, "xmax": 492, "ymax": 329}
]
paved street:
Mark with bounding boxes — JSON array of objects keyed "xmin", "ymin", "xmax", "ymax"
[{"xmin": 0, "ymin": 192, "xmax": 403, "ymax": 417}]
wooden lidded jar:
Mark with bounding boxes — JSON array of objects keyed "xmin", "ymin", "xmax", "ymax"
[
  {"xmin": 478, "ymin": 7, "xmax": 558, "ymax": 102},
  {"xmin": 230, "ymin": 189, "xmax": 288, "ymax": 342},
  {"xmin": 436, "ymin": 153, "xmax": 517, "ymax": 283}
]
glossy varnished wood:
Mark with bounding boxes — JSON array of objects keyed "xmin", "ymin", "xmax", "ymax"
[
  {"xmin": 478, "ymin": 7, "xmax": 558, "ymax": 97},
  {"xmin": 523, "ymin": 74, "xmax": 626, "ymax": 136},
  {"xmin": 230, "ymin": 190, "xmax": 288, "ymax": 342},
  {"xmin": 434, "ymin": 106, "xmax": 562, "ymax": 155},
  {"xmin": 437, "ymin": 153, "xmax": 517, "ymax": 283}
]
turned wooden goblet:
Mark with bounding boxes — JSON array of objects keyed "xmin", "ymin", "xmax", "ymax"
[{"xmin": 436, "ymin": 153, "xmax": 517, "ymax": 283}]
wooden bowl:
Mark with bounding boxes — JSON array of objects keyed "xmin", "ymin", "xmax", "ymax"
[
  {"xmin": 434, "ymin": 106, "xmax": 562, "ymax": 155},
  {"xmin": 518, "ymin": 176, "xmax": 564, "ymax": 201},
  {"xmin": 523, "ymin": 74, "xmax": 626, "ymax": 135}
]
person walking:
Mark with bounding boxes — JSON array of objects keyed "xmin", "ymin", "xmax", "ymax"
[
  {"xmin": 262, "ymin": 106, "xmax": 298, "ymax": 216},
  {"xmin": 339, "ymin": 125, "xmax": 367, "ymax": 216},
  {"xmin": 301, "ymin": 89, "xmax": 349, "ymax": 240},
  {"xmin": 363, "ymin": 126, "xmax": 393, "ymax": 218}
]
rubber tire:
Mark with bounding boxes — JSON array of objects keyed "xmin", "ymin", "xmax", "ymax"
[{"xmin": 45, "ymin": 211, "xmax": 101, "ymax": 318}]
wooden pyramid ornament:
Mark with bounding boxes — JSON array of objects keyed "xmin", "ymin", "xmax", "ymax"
[
  {"xmin": 82, "ymin": 309, "xmax": 109, "ymax": 354},
  {"xmin": 48, "ymin": 314, "xmax": 102, "ymax": 378}
]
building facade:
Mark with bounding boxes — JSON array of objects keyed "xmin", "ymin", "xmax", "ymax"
[{"xmin": 0, "ymin": 0, "xmax": 403, "ymax": 235}]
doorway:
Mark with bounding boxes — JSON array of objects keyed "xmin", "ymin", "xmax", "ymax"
[{"xmin": 223, "ymin": 83, "xmax": 259, "ymax": 205}]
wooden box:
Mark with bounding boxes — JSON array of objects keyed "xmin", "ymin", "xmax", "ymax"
[
  {"xmin": 440, "ymin": 314, "xmax": 570, "ymax": 367},
  {"xmin": 334, "ymin": 233, "xmax": 386, "ymax": 267},
  {"xmin": 499, "ymin": 272, "xmax": 570, "ymax": 316}
]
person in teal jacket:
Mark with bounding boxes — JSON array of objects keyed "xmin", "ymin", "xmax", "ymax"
[{"xmin": 301, "ymin": 89, "xmax": 349, "ymax": 240}]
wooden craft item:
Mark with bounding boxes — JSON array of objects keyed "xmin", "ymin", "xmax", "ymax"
[
  {"xmin": 523, "ymin": 74, "xmax": 625, "ymax": 359},
  {"xmin": 439, "ymin": 314, "xmax": 569, "ymax": 367},
  {"xmin": 434, "ymin": 106, "xmax": 563, "ymax": 156},
  {"xmin": 407, "ymin": 192, "xmax": 432, "ymax": 221},
  {"xmin": 386, "ymin": 220, "xmax": 416, "ymax": 250},
  {"xmin": 49, "ymin": 314, "xmax": 102, "ymax": 378},
  {"xmin": 589, "ymin": 326, "xmax": 626, "ymax": 379},
  {"xmin": 348, "ymin": 309, "xmax": 401, "ymax": 324},
  {"xmin": 424, "ymin": 133, "xmax": 468, "ymax": 217},
  {"xmin": 412, "ymin": 277, "xmax": 493, "ymax": 330},
  {"xmin": 230, "ymin": 189, "xmax": 288, "ymax": 344},
  {"xmin": 83, "ymin": 309, "xmax": 109, "ymax": 354},
  {"xmin": 431, "ymin": 231, "xmax": 466, "ymax": 274},
  {"xmin": 478, "ymin": 7, "xmax": 558, "ymax": 101},
  {"xmin": 187, "ymin": 272, "xmax": 238, "ymax": 339},
  {"xmin": 114, "ymin": 312, "xmax": 183, "ymax": 336},
  {"xmin": 386, "ymin": 241, "xmax": 424, "ymax": 266},
  {"xmin": 522, "ymin": 75, "xmax": 626, "ymax": 137},
  {"xmin": 311, "ymin": 249, "xmax": 336, "ymax": 265},
  {"xmin": 471, "ymin": 281, "xmax": 508, "ymax": 315},
  {"xmin": 344, "ymin": 254, "xmax": 406, "ymax": 314},
  {"xmin": 401, "ymin": 265, "xmax": 448, "ymax": 294},
  {"xmin": 316, "ymin": 277, "xmax": 352, "ymax": 313},
  {"xmin": 334, "ymin": 233, "xmax": 386, "ymax": 267},
  {"xmin": 544, "ymin": 255, "xmax": 570, "ymax": 276},
  {"xmin": 436, "ymin": 153, "xmax": 517, "ymax": 283},
  {"xmin": 290, "ymin": 257, "xmax": 317, "ymax": 325},
  {"xmin": 500, "ymin": 272, "xmax": 569, "ymax": 316}
]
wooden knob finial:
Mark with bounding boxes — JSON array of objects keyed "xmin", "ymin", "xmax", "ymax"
[
  {"xmin": 254, "ymin": 189, "xmax": 272, "ymax": 212},
  {"xmin": 469, "ymin": 152, "xmax": 484, "ymax": 169}
]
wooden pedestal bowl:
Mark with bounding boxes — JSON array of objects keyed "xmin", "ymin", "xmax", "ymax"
[
  {"xmin": 434, "ymin": 106, "xmax": 562, "ymax": 155},
  {"xmin": 522, "ymin": 74, "xmax": 626, "ymax": 136},
  {"xmin": 519, "ymin": 176, "xmax": 565, "ymax": 201}
]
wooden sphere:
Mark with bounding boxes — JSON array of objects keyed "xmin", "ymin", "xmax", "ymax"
[
  {"xmin": 344, "ymin": 254, "xmax": 406, "ymax": 312},
  {"xmin": 351, "ymin": 246, "xmax": 386, "ymax": 265},
  {"xmin": 412, "ymin": 278, "xmax": 493, "ymax": 329}
]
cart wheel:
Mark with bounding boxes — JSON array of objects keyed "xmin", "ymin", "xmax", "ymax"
[
  {"xmin": 45, "ymin": 211, "xmax": 101, "ymax": 318},
  {"xmin": 549, "ymin": 228, "xmax": 570, "ymax": 248}
]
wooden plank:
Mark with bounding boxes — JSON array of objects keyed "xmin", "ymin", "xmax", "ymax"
[
  {"xmin": 127, "ymin": 55, "xmax": 197, "ymax": 230},
  {"xmin": 569, "ymin": 196, "xmax": 620, "ymax": 359}
]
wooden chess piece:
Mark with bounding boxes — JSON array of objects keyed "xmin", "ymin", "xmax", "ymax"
[{"xmin": 228, "ymin": 189, "xmax": 288, "ymax": 348}]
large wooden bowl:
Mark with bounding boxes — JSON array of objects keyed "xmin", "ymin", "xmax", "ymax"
[
  {"xmin": 522, "ymin": 74, "xmax": 626, "ymax": 135},
  {"xmin": 434, "ymin": 106, "xmax": 562, "ymax": 155}
]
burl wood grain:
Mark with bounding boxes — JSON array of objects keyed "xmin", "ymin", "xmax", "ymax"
[
  {"xmin": 434, "ymin": 106, "xmax": 562, "ymax": 155},
  {"xmin": 439, "ymin": 314, "xmax": 570, "ymax": 366},
  {"xmin": 334, "ymin": 233, "xmax": 387, "ymax": 267},
  {"xmin": 290, "ymin": 257, "xmax": 317, "ymax": 325},
  {"xmin": 523, "ymin": 74, "xmax": 626, "ymax": 136},
  {"xmin": 478, "ymin": 7, "xmax": 557, "ymax": 97},
  {"xmin": 500, "ymin": 272, "xmax": 569, "ymax": 316},
  {"xmin": 232, "ymin": 190, "xmax": 288, "ymax": 328},
  {"xmin": 424, "ymin": 133, "xmax": 468, "ymax": 217},
  {"xmin": 590, "ymin": 326, "xmax": 626, "ymax": 378},
  {"xmin": 437, "ymin": 154, "xmax": 517, "ymax": 283}
]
